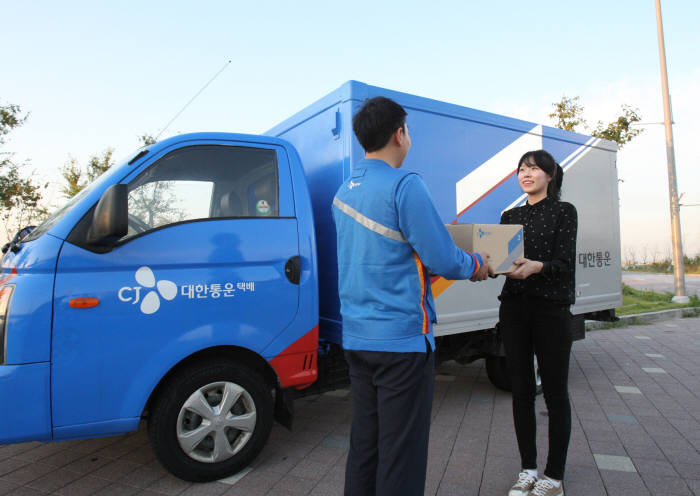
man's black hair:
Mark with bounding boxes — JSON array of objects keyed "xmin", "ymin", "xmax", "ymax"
[
  {"xmin": 352, "ymin": 96, "xmax": 407, "ymax": 153},
  {"xmin": 518, "ymin": 150, "xmax": 564, "ymax": 200}
]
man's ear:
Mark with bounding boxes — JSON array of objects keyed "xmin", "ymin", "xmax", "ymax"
[{"xmin": 393, "ymin": 126, "xmax": 405, "ymax": 147}]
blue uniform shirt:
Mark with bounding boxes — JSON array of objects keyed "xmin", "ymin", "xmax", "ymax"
[{"xmin": 332, "ymin": 158, "xmax": 482, "ymax": 353}]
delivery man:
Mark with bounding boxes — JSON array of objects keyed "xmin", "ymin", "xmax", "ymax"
[{"xmin": 332, "ymin": 96, "xmax": 493, "ymax": 496}]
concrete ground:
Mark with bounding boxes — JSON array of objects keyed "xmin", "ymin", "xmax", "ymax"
[{"xmin": 1, "ymin": 317, "xmax": 699, "ymax": 496}]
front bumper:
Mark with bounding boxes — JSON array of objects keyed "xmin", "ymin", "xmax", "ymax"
[{"xmin": 0, "ymin": 362, "xmax": 51, "ymax": 444}]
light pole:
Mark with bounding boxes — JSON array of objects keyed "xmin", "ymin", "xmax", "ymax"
[{"xmin": 655, "ymin": 0, "xmax": 688, "ymax": 303}]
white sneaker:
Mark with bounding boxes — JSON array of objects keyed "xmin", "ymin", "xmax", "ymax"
[
  {"xmin": 530, "ymin": 478, "xmax": 564, "ymax": 496},
  {"xmin": 508, "ymin": 471, "xmax": 537, "ymax": 496}
]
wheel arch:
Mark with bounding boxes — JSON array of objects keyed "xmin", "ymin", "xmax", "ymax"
[{"xmin": 143, "ymin": 345, "xmax": 279, "ymax": 417}]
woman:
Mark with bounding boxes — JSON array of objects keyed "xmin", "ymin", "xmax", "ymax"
[{"xmin": 500, "ymin": 150, "xmax": 577, "ymax": 496}]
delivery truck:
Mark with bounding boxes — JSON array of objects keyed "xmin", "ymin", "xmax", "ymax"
[{"xmin": 0, "ymin": 81, "xmax": 621, "ymax": 481}]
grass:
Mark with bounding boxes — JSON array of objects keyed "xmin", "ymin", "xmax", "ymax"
[
  {"xmin": 616, "ymin": 284, "xmax": 700, "ymax": 316},
  {"xmin": 596, "ymin": 317, "xmax": 645, "ymax": 330},
  {"xmin": 682, "ymin": 308, "xmax": 700, "ymax": 318}
]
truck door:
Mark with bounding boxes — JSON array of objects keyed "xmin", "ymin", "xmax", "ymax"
[{"xmin": 52, "ymin": 142, "xmax": 299, "ymax": 429}]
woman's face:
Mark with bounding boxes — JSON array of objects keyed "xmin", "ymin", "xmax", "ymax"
[{"xmin": 517, "ymin": 160, "xmax": 551, "ymax": 197}]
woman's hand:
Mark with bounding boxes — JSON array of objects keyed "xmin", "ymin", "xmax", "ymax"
[{"xmin": 506, "ymin": 257, "xmax": 544, "ymax": 280}]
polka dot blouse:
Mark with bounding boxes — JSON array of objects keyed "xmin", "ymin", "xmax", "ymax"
[{"xmin": 499, "ymin": 196, "xmax": 578, "ymax": 305}]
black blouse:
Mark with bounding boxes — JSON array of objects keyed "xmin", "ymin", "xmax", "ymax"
[{"xmin": 499, "ymin": 196, "xmax": 578, "ymax": 305}]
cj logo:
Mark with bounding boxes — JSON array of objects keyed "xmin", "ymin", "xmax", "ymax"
[
  {"xmin": 348, "ymin": 180, "xmax": 361, "ymax": 190},
  {"xmin": 477, "ymin": 228, "xmax": 492, "ymax": 239},
  {"xmin": 118, "ymin": 266, "xmax": 177, "ymax": 314}
]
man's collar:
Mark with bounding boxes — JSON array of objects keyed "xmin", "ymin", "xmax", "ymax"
[{"xmin": 358, "ymin": 158, "xmax": 391, "ymax": 168}]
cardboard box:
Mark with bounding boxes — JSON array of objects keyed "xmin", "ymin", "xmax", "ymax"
[{"xmin": 445, "ymin": 224, "xmax": 524, "ymax": 274}]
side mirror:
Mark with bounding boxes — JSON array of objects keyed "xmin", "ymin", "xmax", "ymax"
[{"xmin": 87, "ymin": 184, "xmax": 128, "ymax": 245}]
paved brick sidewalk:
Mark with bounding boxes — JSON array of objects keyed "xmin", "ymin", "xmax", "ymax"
[{"xmin": 1, "ymin": 318, "xmax": 698, "ymax": 495}]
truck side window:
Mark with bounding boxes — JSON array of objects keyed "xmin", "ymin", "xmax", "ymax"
[{"xmin": 123, "ymin": 145, "xmax": 279, "ymax": 240}]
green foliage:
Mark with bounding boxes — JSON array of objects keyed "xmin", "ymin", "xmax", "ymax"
[
  {"xmin": 597, "ymin": 317, "xmax": 642, "ymax": 329},
  {"xmin": 592, "ymin": 105, "xmax": 643, "ymax": 147},
  {"xmin": 86, "ymin": 148, "xmax": 114, "ymax": 181},
  {"xmin": 60, "ymin": 158, "xmax": 84, "ymax": 199},
  {"xmin": 60, "ymin": 148, "xmax": 115, "ymax": 199},
  {"xmin": 548, "ymin": 96, "xmax": 586, "ymax": 132},
  {"xmin": 550, "ymin": 96, "xmax": 643, "ymax": 149},
  {"xmin": 0, "ymin": 101, "xmax": 47, "ymax": 239},
  {"xmin": 0, "ymin": 103, "xmax": 28, "ymax": 145},
  {"xmin": 616, "ymin": 283, "xmax": 699, "ymax": 316},
  {"xmin": 139, "ymin": 133, "xmax": 157, "ymax": 146},
  {"xmin": 61, "ymin": 131, "xmax": 156, "ymax": 199},
  {"xmin": 681, "ymin": 308, "xmax": 700, "ymax": 318}
]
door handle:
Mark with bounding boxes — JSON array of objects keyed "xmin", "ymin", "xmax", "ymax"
[{"xmin": 284, "ymin": 256, "xmax": 301, "ymax": 285}]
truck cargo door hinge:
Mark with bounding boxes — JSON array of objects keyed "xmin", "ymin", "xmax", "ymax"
[{"xmin": 331, "ymin": 109, "xmax": 341, "ymax": 139}]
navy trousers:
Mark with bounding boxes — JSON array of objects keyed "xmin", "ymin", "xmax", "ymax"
[{"xmin": 343, "ymin": 344, "xmax": 434, "ymax": 496}]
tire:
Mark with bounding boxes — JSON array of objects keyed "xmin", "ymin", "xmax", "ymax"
[
  {"xmin": 485, "ymin": 356, "xmax": 542, "ymax": 395},
  {"xmin": 148, "ymin": 360, "xmax": 273, "ymax": 482},
  {"xmin": 486, "ymin": 356, "xmax": 511, "ymax": 391}
]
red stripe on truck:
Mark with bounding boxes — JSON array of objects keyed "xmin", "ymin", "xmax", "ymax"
[
  {"xmin": 0, "ymin": 267, "xmax": 18, "ymax": 286},
  {"xmin": 269, "ymin": 325, "xmax": 319, "ymax": 389}
]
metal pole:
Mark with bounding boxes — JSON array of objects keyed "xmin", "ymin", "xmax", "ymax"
[{"xmin": 655, "ymin": 0, "xmax": 688, "ymax": 303}]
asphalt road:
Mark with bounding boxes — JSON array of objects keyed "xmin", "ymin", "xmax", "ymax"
[{"xmin": 622, "ymin": 272, "xmax": 700, "ymax": 296}]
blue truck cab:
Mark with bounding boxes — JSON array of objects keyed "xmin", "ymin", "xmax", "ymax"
[{"xmin": 0, "ymin": 133, "xmax": 319, "ymax": 481}]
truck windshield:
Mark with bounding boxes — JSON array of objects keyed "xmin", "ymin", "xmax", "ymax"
[{"xmin": 23, "ymin": 149, "xmax": 147, "ymax": 243}]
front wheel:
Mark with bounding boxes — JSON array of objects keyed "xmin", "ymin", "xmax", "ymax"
[{"xmin": 148, "ymin": 360, "xmax": 273, "ymax": 482}]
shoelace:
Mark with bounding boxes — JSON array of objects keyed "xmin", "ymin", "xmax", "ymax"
[
  {"xmin": 514, "ymin": 472, "xmax": 536, "ymax": 488},
  {"xmin": 530, "ymin": 479, "xmax": 556, "ymax": 496}
]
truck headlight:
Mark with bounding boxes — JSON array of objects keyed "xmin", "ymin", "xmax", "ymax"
[{"xmin": 0, "ymin": 285, "xmax": 14, "ymax": 365}]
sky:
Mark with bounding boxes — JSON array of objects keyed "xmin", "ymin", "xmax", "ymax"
[{"xmin": 1, "ymin": 0, "xmax": 699, "ymax": 258}]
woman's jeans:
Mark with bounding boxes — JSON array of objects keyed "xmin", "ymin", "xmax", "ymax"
[{"xmin": 499, "ymin": 296, "xmax": 573, "ymax": 481}]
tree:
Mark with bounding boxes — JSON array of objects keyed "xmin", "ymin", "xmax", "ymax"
[
  {"xmin": 549, "ymin": 96, "xmax": 643, "ymax": 148},
  {"xmin": 61, "ymin": 132, "xmax": 156, "ymax": 199},
  {"xmin": 0, "ymin": 103, "xmax": 27, "ymax": 142},
  {"xmin": 0, "ymin": 101, "xmax": 47, "ymax": 240},
  {"xmin": 86, "ymin": 148, "xmax": 114, "ymax": 181},
  {"xmin": 60, "ymin": 158, "xmax": 84, "ymax": 199},
  {"xmin": 623, "ymin": 246, "xmax": 637, "ymax": 268},
  {"xmin": 60, "ymin": 148, "xmax": 115, "ymax": 199},
  {"xmin": 549, "ymin": 96, "xmax": 586, "ymax": 132},
  {"xmin": 139, "ymin": 133, "xmax": 157, "ymax": 146},
  {"xmin": 592, "ymin": 105, "xmax": 643, "ymax": 148},
  {"xmin": 129, "ymin": 181, "xmax": 185, "ymax": 228}
]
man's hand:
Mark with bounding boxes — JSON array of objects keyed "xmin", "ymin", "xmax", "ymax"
[
  {"xmin": 506, "ymin": 257, "xmax": 543, "ymax": 280},
  {"xmin": 470, "ymin": 253, "xmax": 492, "ymax": 281}
]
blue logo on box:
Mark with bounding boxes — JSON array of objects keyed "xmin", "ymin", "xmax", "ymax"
[
  {"xmin": 477, "ymin": 228, "xmax": 492, "ymax": 239},
  {"xmin": 507, "ymin": 231, "xmax": 523, "ymax": 254}
]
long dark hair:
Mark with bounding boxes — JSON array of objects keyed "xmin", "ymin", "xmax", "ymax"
[{"xmin": 518, "ymin": 150, "xmax": 564, "ymax": 200}]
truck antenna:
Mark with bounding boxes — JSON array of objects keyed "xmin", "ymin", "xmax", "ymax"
[{"xmin": 154, "ymin": 59, "xmax": 232, "ymax": 140}]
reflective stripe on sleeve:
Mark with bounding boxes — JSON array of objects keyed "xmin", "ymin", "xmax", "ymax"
[{"xmin": 333, "ymin": 197, "xmax": 407, "ymax": 243}]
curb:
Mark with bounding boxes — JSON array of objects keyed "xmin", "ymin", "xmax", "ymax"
[{"xmin": 586, "ymin": 307, "xmax": 699, "ymax": 330}]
